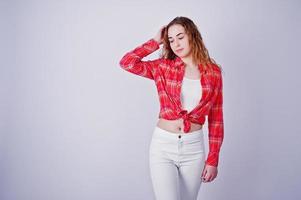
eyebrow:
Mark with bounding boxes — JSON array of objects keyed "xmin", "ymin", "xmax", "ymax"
[{"xmin": 168, "ymin": 33, "xmax": 184, "ymax": 39}]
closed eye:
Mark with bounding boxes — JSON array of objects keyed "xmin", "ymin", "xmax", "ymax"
[{"xmin": 169, "ymin": 37, "xmax": 184, "ymax": 43}]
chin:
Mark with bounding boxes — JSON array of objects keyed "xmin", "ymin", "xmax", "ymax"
[{"xmin": 179, "ymin": 53, "xmax": 190, "ymax": 59}]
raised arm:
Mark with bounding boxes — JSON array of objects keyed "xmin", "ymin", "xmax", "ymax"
[
  {"xmin": 119, "ymin": 38, "xmax": 161, "ymax": 80},
  {"xmin": 206, "ymin": 68, "xmax": 224, "ymax": 167},
  {"xmin": 119, "ymin": 26, "xmax": 166, "ymax": 80}
]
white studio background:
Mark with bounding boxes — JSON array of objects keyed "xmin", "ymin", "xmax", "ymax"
[{"xmin": 1, "ymin": 0, "xmax": 301, "ymax": 199}]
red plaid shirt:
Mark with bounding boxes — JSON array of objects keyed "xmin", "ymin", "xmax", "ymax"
[{"xmin": 119, "ymin": 38, "xmax": 224, "ymax": 167}]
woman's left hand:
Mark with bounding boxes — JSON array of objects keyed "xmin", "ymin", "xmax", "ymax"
[{"xmin": 201, "ymin": 164, "xmax": 218, "ymax": 183}]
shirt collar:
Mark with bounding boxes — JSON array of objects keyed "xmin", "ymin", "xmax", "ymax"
[{"xmin": 174, "ymin": 56, "xmax": 184, "ymax": 66}]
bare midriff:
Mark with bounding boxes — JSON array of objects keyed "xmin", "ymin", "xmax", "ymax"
[{"xmin": 156, "ymin": 118, "xmax": 203, "ymax": 133}]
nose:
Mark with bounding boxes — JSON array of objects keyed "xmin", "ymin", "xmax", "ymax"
[
  {"xmin": 174, "ymin": 39, "xmax": 180, "ymax": 46},
  {"xmin": 175, "ymin": 40, "xmax": 179, "ymax": 45}
]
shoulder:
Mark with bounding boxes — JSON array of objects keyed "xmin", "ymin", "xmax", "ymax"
[
  {"xmin": 210, "ymin": 63, "xmax": 222, "ymax": 74},
  {"xmin": 156, "ymin": 58, "xmax": 175, "ymax": 71},
  {"xmin": 148, "ymin": 57, "xmax": 167, "ymax": 67},
  {"xmin": 208, "ymin": 63, "xmax": 223, "ymax": 78},
  {"xmin": 207, "ymin": 63, "xmax": 223, "ymax": 88}
]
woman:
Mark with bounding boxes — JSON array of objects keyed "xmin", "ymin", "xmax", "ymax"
[{"xmin": 119, "ymin": 16, "xmax": 224, "ymax": 200}]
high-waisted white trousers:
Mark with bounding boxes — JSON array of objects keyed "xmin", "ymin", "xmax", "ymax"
[{"xmin": 149, "ymin": 126, "xmax": 206, "ymax": 200}]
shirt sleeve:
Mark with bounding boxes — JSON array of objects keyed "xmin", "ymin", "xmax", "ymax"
[
  {"xmin": 206, "ymin": 68, "xmax": 224, "ymax": 167},
  {"xmin": 119, "ymin": 38, "xmax": 162, "ymax": 80}
]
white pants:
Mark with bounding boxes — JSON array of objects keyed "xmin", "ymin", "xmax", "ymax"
[{"xmin": 149, "ymin": 126, "xmax": 206, "ymax": 200}]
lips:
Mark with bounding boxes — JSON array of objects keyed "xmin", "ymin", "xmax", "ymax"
[{"xmin": 176, "ymin": 48, "xmax": 184, "ymax": 53}]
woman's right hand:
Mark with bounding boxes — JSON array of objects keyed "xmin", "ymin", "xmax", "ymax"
[{"xmin": 153, "ymin": 25, "xmax": 166, "ymax": 45}]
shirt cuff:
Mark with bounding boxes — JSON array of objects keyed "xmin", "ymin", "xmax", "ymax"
[{"xmin": 205, "ymin": 151, "xmax": 219, "ymax": 167}]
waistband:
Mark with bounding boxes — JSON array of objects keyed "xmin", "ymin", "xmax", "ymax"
[{"xmin": 152, "ymin": 126, "xmax": 203, "ymax": 142}]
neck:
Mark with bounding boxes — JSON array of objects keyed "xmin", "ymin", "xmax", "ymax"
[{"xmin": 181, "ymin": 56, "xmax": 198, "ymax": 69}]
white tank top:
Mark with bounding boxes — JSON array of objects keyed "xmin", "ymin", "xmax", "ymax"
[{"xmin": 180, "ymin": 77, "xmax": 202, "ymax": 112}]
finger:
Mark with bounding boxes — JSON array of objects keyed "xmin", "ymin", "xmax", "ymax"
[
  {"xmin": 201, "ymin": 175, "xmax": 207, "ymax": 183},
  {"xmin": 201, "ymin": 177, "xmax": 207, "ymax": 183},
  {"xmin": 205, "ymin": 173, "xmax": 212, "ymax": 182},
  {"xmin": 209, "ymin": 174, "xmax": 215, "ymax": 182},
  {"xmin": 201, "ymin": 168, "xmax": 207, "ymax": 178},
  {"xmin": 201, "ymin": 172, "xmax": 207, "ymax": 182},
  {"xmin": 208, "ymin": 175, "xmax": 213, "ymax": 182}
]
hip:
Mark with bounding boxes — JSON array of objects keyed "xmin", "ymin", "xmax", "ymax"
[{"xmin": 149, "ymin": 126, "xmax": 205, "ymax": 158}]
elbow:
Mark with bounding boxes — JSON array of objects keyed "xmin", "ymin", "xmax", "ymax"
[
  {"xmin": 119, "ymin": 54, "xmax": 132, "ymax": 69},
  {"xmin": 119, "ymin": 57, "xmax": 126, "ymax": 68}
]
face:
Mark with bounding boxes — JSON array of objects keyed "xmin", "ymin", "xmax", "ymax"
[{"xmin": 167, "ymin": 24, "xmax": 191, "ymax": 58}]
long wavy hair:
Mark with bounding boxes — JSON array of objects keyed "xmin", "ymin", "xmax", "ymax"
[{"xmin": 160, "ymin": 16, "xmax": 221, "ymax": 73}]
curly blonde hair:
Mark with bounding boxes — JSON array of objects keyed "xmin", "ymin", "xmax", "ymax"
[{"xmin": 161, "ymin": 16, "xmax": 221, "ymax": 73}]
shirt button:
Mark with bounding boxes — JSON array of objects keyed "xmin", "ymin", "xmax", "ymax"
[{"xmin": 178, "ymin": 135, "xmax": 181, "ymax": 139}]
